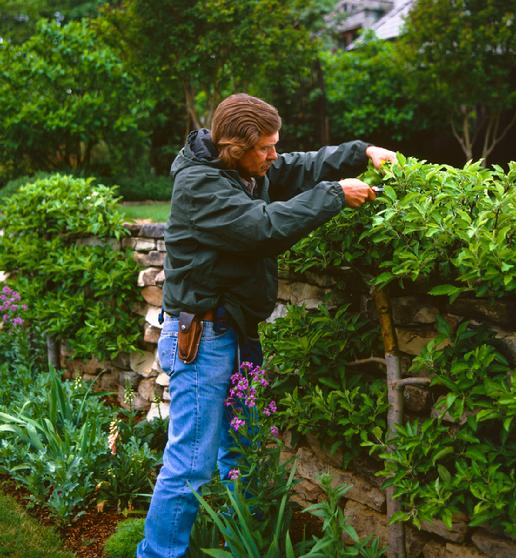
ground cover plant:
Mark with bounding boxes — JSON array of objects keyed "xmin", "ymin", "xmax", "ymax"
[{"xmin": 0, "ymin": 490, "xmax": 74, "ymax": 558}]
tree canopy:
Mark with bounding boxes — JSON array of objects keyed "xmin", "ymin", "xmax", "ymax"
[{"xmin": 399, "ymin": 0, "xmax": 516, "ymax": 162}]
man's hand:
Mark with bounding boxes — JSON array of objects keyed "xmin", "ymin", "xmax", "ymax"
[
  {"xmin": 366, "ymin": 145, "xmax": 397, "ymax": 169},
  {"xmin": 339, "ymin": 178, "xmax": 376, "ymax": 208}
]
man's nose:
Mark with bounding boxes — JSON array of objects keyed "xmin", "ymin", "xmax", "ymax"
[{"xmin": 268, "ymin": 147, "xmax": 278, "ymax": 160}]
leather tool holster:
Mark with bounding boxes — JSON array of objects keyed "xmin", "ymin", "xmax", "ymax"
[{"xmin": 178, "ymin": 312, "xmax": 203, "ymax": 364}]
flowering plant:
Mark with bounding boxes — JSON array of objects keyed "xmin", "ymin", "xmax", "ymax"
[
  {"xmin": 0, "ymin": 285, "xmax": 27, "ymax": 330},
  {"xmin": 222, "ymin": 360, "xmax": 289, "ymax": 507},
  {"xmin": 0, "ymin": 285, "xmax": 30, "ymax": 366}
]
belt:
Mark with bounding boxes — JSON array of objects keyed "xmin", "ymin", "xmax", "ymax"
[{"xmin": 164, "ymin": 309, "xmax": 217, "ymax": 321}]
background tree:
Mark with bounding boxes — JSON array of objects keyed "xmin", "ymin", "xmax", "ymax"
[
  {"xmin": 0, "ymin": 0, "xmax": 115, "ymax": 43},
  {"xmin": 398, "ymin": 0, "xmax": 516, "ymax": 163},
  {"xmin": 0, "ymin": 19, "xmax": 152, "ymax": 182},
  {"xmin": 101, "ymin": 0, "xmax": 320, "ymax": 159},
  {"xmin": 321, "ymin": 34, "xmax": 428, "ymax": 148}
]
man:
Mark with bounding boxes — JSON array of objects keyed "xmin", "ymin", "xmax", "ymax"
[{"xmin": 137, "ymin": 93, "xmax": 396, "ymax": 558}]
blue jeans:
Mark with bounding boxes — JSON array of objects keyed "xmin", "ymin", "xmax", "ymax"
[{"xmin": 136, "ymin": 316, "xmax": 261, "ymax": 558}]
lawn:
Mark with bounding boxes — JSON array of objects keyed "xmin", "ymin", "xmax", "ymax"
[
  {"xmin": 0, "ymin": 491, "xmax": 74, "ymax": 558},
  {"xmin": 118, "ymin": 201, "xmax": 170, "ymax": 223}
]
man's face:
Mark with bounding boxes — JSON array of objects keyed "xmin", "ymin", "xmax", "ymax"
[{"xmin": 236, "ymin": 132, "xmax": 279, "ymax": 178}]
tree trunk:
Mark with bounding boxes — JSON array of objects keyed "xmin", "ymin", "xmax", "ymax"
[
  {"xmin": 46, "ymin": 334, "xmax": 60, "ymax": 370},
  {"xmin": 372, "ymin": 287, "xmax": 406, "ymax": 558}
]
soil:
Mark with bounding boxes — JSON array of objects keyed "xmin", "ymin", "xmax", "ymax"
[{"xmin": 0, "ymin": 475, "xmax": 126, "ymax": 558}]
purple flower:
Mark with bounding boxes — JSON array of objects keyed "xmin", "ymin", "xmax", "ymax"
[
  {"xmin": 2, "ymin": 286, "xmax": 12, "ymax": 295},
  {"xmin": 270, "ymin": 426, "xmax": 279, "ymax": 438},
  {"xmin": 228, "ymin": 468, "xmax": 240, "ymax": 480},
  {"xmin": 267, "ymin": 400, "xmax": 277, "ymax": 414},
  {"xmin": 12, "ymin": 317, "xmax": 24, "ymax": 327},
  {"xmin": 230, "ymin": 417, "xmax": 246, "ymax": 432}
]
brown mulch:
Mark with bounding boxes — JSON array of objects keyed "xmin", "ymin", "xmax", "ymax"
[{"xmin": 0, "ymin": 475, "xmax": 127, "ymax": 558}]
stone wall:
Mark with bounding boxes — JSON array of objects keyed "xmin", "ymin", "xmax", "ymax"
[{"xmin": 65, "ymin": 222, "xmax": 516, "ymax": 558}]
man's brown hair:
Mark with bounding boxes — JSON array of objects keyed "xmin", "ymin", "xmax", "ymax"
[{"xmin": 211, "ymin": 93, "xmax": 281, "ymax": 168}]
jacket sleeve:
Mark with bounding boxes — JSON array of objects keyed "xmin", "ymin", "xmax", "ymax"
[
  {"xmin": 267, "ymin": 140, "xmax": 370, "ymax": 201},
  {"xmin": 184, "ymin": 172, "xmax": 345, "ymax": 257}
]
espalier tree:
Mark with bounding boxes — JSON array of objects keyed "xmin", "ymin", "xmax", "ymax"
[
  {"xmin": 270, "ymin": 156, "xmax": 515, "ymax": 557},
  {"xmin": 0, "ymin": 174, "xmax": 141, "ymax": 367}
]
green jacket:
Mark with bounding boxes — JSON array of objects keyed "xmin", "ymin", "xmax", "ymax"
[{"xmin": 163, "ymin": 129, "xmax": 369, "ymax": 338}]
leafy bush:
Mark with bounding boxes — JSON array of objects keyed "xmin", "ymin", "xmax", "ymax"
[
  {"xmin": 271, "ymin": 157, "xmax": 515, "ymax": 536},
  {"xmin": 365, "ymin": 319, "xmax": 516, "ymax": 537},
  {"xmin": 0, "ymin": 174, "xmax": 142, "ymax": 360},
  {"xmin": 261, "ymin": 304, "xmax": 386, "ymax": 465},
  {"xmin": 104, "ymin": 518, "xmax": 145, "ymax": 558}
]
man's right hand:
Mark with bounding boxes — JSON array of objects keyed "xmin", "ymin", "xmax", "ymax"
[{"xmin": 339, "ymin": 178, "xmax": 376, "ymax": 208}]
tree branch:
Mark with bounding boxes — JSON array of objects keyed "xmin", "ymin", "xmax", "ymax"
[
  {"xmin": 394, "ymin": 377, "xmax": 432, "ymax": 387},
  {"xmin": 346, "ymin": 357, "xmax": 387, "ymax": 367}
]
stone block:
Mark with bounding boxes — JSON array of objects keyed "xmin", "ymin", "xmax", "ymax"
[
  {"xmin": 119, "ymin": 370, "xmax": 140, "ymax": 388},
  {"xmin": 134, "ymin": 250, "xmax": 165, "ymax": 267},
  {"xmin": 392, "ymin": 296, "xmax": 440, "ymax": 325},
  {"xmin": 112, "ymin": 351, "xmax": 130, "ymax": 369},
  {"xmin": 291, "ymin": 479, "xmax": 324, "ymax": 507},
  {"xmin": 343, "ymin": 500, "xmax": 388, "ymax": 547},
  {"xmin": 396, "ymin": 327, "xmax": 438, "ymax": 356},
  {"xmin": 142, "ymin": 286, "xmax": 163, "ymax": 307},
  {"xmin": 76, "ymin": 237, "xmax": 120, "ymax": 249},
  {"xmin": 122, "ymin": 237, "xmax": 156, "ymax": 251},
  {"xmin": 130, "ymin": 350, "xmax": 157, "ymax": 377},
  {"xmin": 155, "ymin": 270, "xmax": 165, "ymax": 285},
  {"xmin": 162, "ymin": 386, "xmax": 171, "ymax": 400},
  {"xmin": 138, "ymin": 377, "xmax": 158, "ymax": 401},
  {"xmin": 266, "ymin": 303, "xmax": 288, "ymax": 323},
  {"xmin": 0, "ymin": 271, "xmax": 10, "ymax": 282},
  {"xmin": 472, "ymin": 530, "xmax": 516, "ymax": 558},
  {"xmin": 295, "ymin": 447, "xmax": 384, "ymax": 512},
  {"xmin": 144, "ymin": 323, "xmax": 162, "ymax": 344},
  {"xmin": 493, "ymin": 328, "xmax": 516, "ymax": 364},
  {"xmin": 139, "ymin": 223, "xmax": 166, "ymax": 238},
  {"xmin": 157, "ymin": 240, "xmax": 166, "ymax": 252},
  {"xmin": 156, "ymin": 372, "xmax": 170, "ymax": 386},
  {"xmin": 450, "ymin": 297, "xmax": 515, "ymax": 328},
  {"xmin": 146, "ymin": 401, "xmax": 170, "ymax": 421},
  {"xmin": 421, "ymin": 515, "xmax": 468, "ymax": 543},
  {"xmin": 277, "ymin": 279, "xmax": 328, "ymax": 309},
  {"xmin": 123, "ymin": 223, "xmax": 142, "ymax": 236},
  {"xmin": 145, "ymin": 305, "xmax": 164, "ymax": 329},
  {"xmin": 98, "ymin": 370, "xmax": 120, "ymax": 390},
  {"xmin": 138, "ymin": 267, "xmax": 163, "ymax": 287},
  {"xmin": 117, "ymin": 385, "xmax": 150, "ymax": 411},
  {"xmin": 404, "ymin": 385, "xmax": 431, "ymax": 413},
  {"xmin": 444, "ymin": 543, "xmax": 490, "ymax": 558}
]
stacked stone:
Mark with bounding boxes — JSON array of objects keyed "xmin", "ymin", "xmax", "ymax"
[{"xmin": 123, "ymin": 223, "xmax": 169, "ymax": 421}]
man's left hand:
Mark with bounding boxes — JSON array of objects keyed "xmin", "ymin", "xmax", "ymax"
[{"xmin": 366, "ymin": 146, "xmax": 397, "ymax": 169}]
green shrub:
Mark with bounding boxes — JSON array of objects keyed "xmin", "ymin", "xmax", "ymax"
[
  {"xmin": 261, "ymin": 304, "xmax": 386, "ymax": 465},
  {"xmin": 104, "ymin": 518, "xmax": 145, "ymax": 558},
  {"xmin": 270, "ymin": 157, "xmax": 516, "ymax": 535},
  {"xmin": 0, "ymin": 173, "xmax": 142, "ymax": 360},
  {"xmin": 112, "ymin": 173, "xmax": 172, "ymax": 201}
]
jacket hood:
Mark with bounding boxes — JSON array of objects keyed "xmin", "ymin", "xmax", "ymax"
[{"xmin": 170, "ymin": 128, "xmax": 222, "ymax": 178}]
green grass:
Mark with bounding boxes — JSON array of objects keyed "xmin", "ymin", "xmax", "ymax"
[
  {"xmin": 118, "ymin": 202, "xmax": 170, "ymax": 223},
  {"xmin": 0, "ymin": 491, "xmax": 75, "ymax": 558}
]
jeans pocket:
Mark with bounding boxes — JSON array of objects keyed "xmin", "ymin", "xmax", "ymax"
[{"xmin": 158, "ymin": 334, "xmax": 178, "ymax": 376}]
